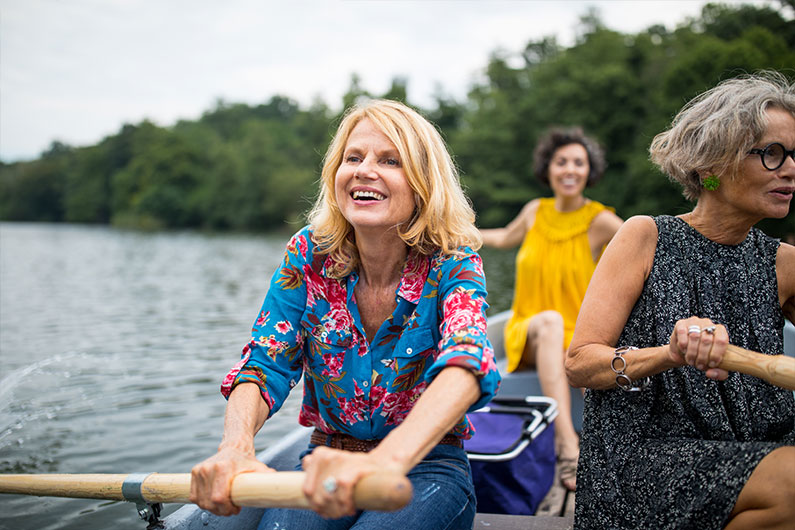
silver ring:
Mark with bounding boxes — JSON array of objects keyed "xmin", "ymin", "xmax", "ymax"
[
  {"xmin": 322, "ymin": 476, "xmax": 338, "ymax": 493},
  {"xmin": 702, "ymin": 325, "xmax": 716, "ymax": 335},
  {"xmin": 687, "ymin": 325, "xmax": 701, "ymax": 335}
]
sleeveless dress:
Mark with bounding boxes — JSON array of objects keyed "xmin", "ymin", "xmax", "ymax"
[
  {"xmin": 504, "ymin": 198, "xmax": 612, "ymax": 372},
  {"xmin": 575, "ymin": 216, "xmax": 795, "ymax": 529}
]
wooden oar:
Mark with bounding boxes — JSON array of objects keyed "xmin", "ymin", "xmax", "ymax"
[
  {"xmin": 0, "ymin": 471, "xmax": 412, "ymax": 512},
  {"xmin": 720, "ymin": 345, "xmax": 795, "ymax": 391}
]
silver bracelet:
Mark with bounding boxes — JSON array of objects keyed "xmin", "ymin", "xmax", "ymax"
[{"xmin": 611, "ymin": 346, "xmax": 650, "ymax": 392}]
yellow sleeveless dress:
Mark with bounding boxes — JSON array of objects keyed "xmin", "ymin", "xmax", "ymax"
[{"xmin": 504, "ymin": 198, "xmax": 612, "ymax": 372}]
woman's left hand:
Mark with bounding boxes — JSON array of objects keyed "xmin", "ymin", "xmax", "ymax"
[
  {"xmin": 668, "ymin": 317, "xmax": 730, "ymax": 380},
  {"xmin": 300, "ymin": 446, "xmax": 385, "ymax": 519}
]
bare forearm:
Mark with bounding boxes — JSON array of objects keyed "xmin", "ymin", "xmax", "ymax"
[
  {"xmin": 480, "ymin": 227, "xmax": 525, "ymax": 249},
  {"xmin": 567, "ymin": 343, "xmax": 675, "ymax": 390},
  {"xmin": 191, "ymin": 383, "xmax": 273, "ymax": 515},
  {"xmin": 370, "ymin": 366, "xmax": 480, "ymax": 473},
  {"xmin": 480, "ymin": 228, "xmax": 508, "ymax": 248},
  {"xmin": 219, "ymin": 383, "xmax": 271, "ymax": 454}
]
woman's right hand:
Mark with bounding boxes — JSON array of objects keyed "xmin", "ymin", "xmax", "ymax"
[
  {"xmin": 190, "ymin": 444, "xmax": 274, "ymax": 516},
  {"xmin": 667, "ymin": 317, "xmax": 730, "ymax": 381}
]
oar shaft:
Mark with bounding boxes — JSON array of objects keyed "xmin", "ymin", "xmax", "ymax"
[
  {"xmin": 0, "ymin": 473, "xmax": 130, "ymax": 501},
  {"xmin": 720, "ymin": 345, "xmax": 795, "ymax": 391},
  {"xmin": 0, "ymin": 471, "xmax": 413, "ymax": 512}
]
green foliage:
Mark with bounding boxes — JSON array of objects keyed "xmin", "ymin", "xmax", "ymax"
[
  {"xmin": 453, "ymin": 4, "xmax": 794, "ymax": 236},
  {"xmin": 1, "ymin": 3, "xmax": 792, "ymax": 237},
  {"xmin": 108, "ymin": 121, "xmax": 210, "ymax": 228},
  {"xmin": 0, "ymin": 142, "xmax": 70, "ymax": 221}
]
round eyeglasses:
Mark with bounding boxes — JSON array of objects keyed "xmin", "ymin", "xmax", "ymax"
[{"xmin": 747, "ymin": 142, "xmax": 795, "ymax": 171}]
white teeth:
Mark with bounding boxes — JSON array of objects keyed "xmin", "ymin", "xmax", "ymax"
[{"xmin": 352, "ymin": 190, "xmax": 386, "ymax": 201}]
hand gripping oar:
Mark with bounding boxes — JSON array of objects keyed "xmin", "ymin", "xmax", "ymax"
[
  {"xmin": 0, "ymin": 470, "xmax": 413, "ymax": 511},
  {"xmin": 720, "ymin": 345, "xmax": 795, "ymax": 391}
]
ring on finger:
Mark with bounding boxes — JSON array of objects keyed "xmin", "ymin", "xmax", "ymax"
[
  {"xmin": 323, "ymin": 476, "xmax": 338, "ymax": 493},
  {"xmin": 687, "ymin": 325, "xmax": 701, "ymax": 335},
  {"xmin": 702, "ymin": 325, "xmax": 716, "ymax": 335}
]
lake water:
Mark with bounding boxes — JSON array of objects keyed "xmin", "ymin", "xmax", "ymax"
[{"xmin": 0, "ymin": 222, "xmax": 515, "ymax": 530}]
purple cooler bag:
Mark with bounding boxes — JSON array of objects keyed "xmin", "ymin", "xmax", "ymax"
[{"xmin": 464, "ymin": 396, "xmax": 558, "ymax": 515}]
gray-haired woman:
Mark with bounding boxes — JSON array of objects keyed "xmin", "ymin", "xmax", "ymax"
[{"xmin": 566, "ymin": 71, "xmax": 795, "ymax": 528}]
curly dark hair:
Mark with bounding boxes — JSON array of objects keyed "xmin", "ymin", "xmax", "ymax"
[{"xmin": 533, "ymin": 127, "xmax": 606, "ymax": 187}]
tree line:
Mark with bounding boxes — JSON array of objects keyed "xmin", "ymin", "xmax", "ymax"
[{"xmin": 1, "ymin": 3, "xmax": 793, "ymax": 237}]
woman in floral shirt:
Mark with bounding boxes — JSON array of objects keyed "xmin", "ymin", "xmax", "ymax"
[{"xmin": 191, "ymin": 99, "xmax": 501, "ymax": 529}]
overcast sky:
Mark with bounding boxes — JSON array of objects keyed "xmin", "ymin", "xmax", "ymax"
[{"xmin": 0, "ymin": 0, "xmax": 776, "ymax": 162}]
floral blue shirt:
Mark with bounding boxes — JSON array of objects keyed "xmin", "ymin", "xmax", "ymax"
[{"xmin": 222, "ymin": 226, "xmax": 501, "ymax": 440}]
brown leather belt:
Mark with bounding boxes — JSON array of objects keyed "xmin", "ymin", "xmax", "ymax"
[{"xmin": 310, "ymin": 429, "xmax": 462, "ymax": 452}]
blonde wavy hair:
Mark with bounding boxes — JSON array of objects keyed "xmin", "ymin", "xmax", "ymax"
[
  {"xmin": 650, "ymin": 70, "xmax": 795, "ymax": 201},
  {"xmin": 307, "ymin": 99, "xmax": 481, "ymax": 276}
]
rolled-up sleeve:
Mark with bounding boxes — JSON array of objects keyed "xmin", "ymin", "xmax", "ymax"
[
  {"xmin": 425, "ymin": 252, "xmax": 501, "ymax": 411},
  {"xmin": 220, "ymin": 230, "xmax": 311, "ymax": 417}
]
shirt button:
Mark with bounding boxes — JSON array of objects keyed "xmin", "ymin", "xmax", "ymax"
[
  {"xmin": 363, "ymin": 381, "xmax": 369, "ymax": 387},
  {"xmin": 406, "ymin": 347, "xmax": 413, "ymax": 354}
]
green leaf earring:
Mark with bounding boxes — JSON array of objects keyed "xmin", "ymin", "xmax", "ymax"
[{"xmin": 702, "ymin": 174, "xmax": 720, "ymax": 191}]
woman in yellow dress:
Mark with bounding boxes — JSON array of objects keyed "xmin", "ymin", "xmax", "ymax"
[{"xmin": 480, "ymin": 127, "xmax": 623, "ymax": 491}]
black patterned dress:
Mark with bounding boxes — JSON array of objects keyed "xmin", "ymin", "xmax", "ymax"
[{"xmin": 575, "ymin": 216, "xmax": 795, "ymax": 529}]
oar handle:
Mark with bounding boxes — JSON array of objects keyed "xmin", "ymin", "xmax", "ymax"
[
  {"xmin": 720, "ymin": 345, "xmax": 795, "ymax": 391},
  {"xmin": 229, "ymin": 471, "xmax": 412, "ymax": 511},
  {"xmin": 0, "ymin": 471, "xmax": 413, "ymax": 512}
]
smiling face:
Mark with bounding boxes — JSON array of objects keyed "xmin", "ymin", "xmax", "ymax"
[
  {"xmin": 334, "ymin": 118, "xmax": 416, "ymax": 238},
  {"xmin": 717, "ymin": 107, "xmax": 795, "ymax": 221},
  {"xmin": 547, "ymin": 143, "xmax": 590, "ymax": 199}
]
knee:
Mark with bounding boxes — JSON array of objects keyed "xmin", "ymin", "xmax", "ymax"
[
  {"xmin": 729, "ymin": 448, "xmax": 795, "ymax": 528},
  {"xmin": 766, "ymin": 469, "xmax": 795, "ymax": 526},
  {"xmin": 532, "ymin": 311, "xmax": 564, "ymax": 336},
  {"xmin": 770, "ymin": 448, "xmax": 795, "ymax": 506},
  {"xmin": 753, "ymin": 447, "xmax": 795, "ymax": 519}
]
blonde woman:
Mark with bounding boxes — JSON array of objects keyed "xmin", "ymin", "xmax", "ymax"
[
  {"xmin": 567, "ymin": 72, "xmax": 795, "ymax": 528},
  {"xmin": 191, "ymin": 99, "xmax": 501, "ymax": 529}
]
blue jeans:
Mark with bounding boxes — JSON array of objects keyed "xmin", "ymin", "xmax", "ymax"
[{"xmin": 256, "ymin": 443, "xmax": 476, "ymax": 530}]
